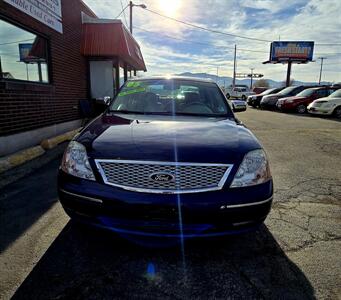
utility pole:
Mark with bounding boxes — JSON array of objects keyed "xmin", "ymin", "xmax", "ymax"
[
  {"xmin": 216, "ymin": 66, "xmax": 219, "ymax": 83},
  {"xmin": 128, "ymin": 1, "xmax": 146, "ymax": 75},
  {"xmin": 286, "ymin": 60, "xmax": 292, "ymax": 87},
  {"xmin": 129, "ymin": 1, "xmax": 133, "ymax": 33},
  {"xmin": 232, "ymin": 44, "xmax": 236, "ymax": 89},
  {"xmin": 318, "ymin": 57, "xmax": 326, "ymax": 85},
  {"xmin": 129, "ymin": 1, "xmax": 146, "ymax": 34},
  {"xmin": 250, "ymin": 68, "xmax": 254, "ymax": 89}
]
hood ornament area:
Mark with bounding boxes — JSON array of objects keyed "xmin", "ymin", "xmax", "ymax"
[{"xmin": 150, "ymin": 173, "xmax": 175, "ymax": 182}]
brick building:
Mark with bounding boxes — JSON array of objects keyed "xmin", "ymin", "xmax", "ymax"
[{"xmin": 0, "ymin": 0, "xmax": 146, "ymax": 156}]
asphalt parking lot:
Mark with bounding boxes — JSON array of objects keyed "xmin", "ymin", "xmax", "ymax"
[{"xmin": 0, "ymin": 109, "xmax": 340, "ymax": 299}]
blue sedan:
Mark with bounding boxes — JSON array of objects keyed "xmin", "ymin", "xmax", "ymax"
[{"xmin": 58, "ymin": 77, "xmax": 273, "ymax": 238}]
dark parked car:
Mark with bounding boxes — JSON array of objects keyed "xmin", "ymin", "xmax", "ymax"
[
  {"xmin": 58, "ymin": 77, "xmax": 273, "ymax": 238},
  {"xmin": 252, "ymin": 87, "xmax": 269, "ymax": 94},
  {"xmin": 247, "ymin": 87, "xmax": 284, "ymax": 108},
  {"xmin": 277, "ymin": 86, "xmax": 338, "ymax": 113},
  {"xmin": 260, "ymin": 85, "xmax": 316, "ymax": 110}
]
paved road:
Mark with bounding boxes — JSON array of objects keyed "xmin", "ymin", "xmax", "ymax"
[{"xmin": 0, "ymin": 109, "xmax": 340, "ymax": 299}]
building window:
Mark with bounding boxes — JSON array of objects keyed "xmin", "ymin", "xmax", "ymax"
[{"xmin": 0, "ymin": 19, "xmax": 49, "ymax": 83}]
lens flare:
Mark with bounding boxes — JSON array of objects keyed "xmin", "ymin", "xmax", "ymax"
[{"xmin": 158, "ymin": 0, "xmax": 181, "ymax": 17}]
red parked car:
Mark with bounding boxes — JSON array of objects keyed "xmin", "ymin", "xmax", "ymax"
[{"xmin": 277, "ymin": 86, "xmax": 337, "ymax": 114}]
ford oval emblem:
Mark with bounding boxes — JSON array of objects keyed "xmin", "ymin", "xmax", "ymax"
[{"xmin": 150, "ymin": 173, "xmax": 175, "ymax": 182}]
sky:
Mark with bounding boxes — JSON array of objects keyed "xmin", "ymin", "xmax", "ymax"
[{"xmin": 83, "ymin": 0, "xmax": 341, "ymax": 83}]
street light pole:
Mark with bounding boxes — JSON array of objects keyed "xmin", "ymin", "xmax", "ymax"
[
  {"xmin": 232, "ymin": 44, "xmax": 236, "ymax": 89},
  {"xmin": 318, "ymin": 57, "xmax": 326, "ymax": 85},
  {"xmin": 250, "ymin": 68, "xmax": 254, "ymax": 89},
  {"xmin": 129, "ymin": 1, "xmax": 133, "ymax": 34},
  {"xmin": 128, "ymin": 1, "xmax": 146, "ymax": 76},
  {"xmin": 129, "ymin": 1, "xmax": 147, "ymax": 34}
]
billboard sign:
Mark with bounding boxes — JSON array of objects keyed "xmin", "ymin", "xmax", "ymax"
[
  {"xmin": 4, "ymin": 0, "xmax": 63, "ymax": 33},
  {"xmin": 19, "ymin": 43, "xmax": 33, "ymax": 62},
  {"xmin": 270, "ymin": 41, "xmax": 314, "ymax": 62}
]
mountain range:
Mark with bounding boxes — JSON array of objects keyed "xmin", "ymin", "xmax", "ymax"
[{"xmin": 177, "ymin": 72, "xmax": 332, "ymax": 88}]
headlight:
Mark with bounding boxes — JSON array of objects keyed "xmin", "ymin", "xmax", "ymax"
[
  {"xmin": 323, "ymin": 103, "xmax": 335, "ymax": 108},
  {"xmin": 231, "ymin": 149, "xmax": 271, "ymax": 188},
  {"xmin": 265, "ymin": 96, "xmax": 275, "ymax": 102},
  {"xmin": 61, "ymin": 141, "xmax": 95, "ymax": 180}
]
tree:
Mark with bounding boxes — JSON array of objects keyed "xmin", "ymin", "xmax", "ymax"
[{"xmin": 253, "ymin": 79, "xmax": 270, "ymax": 88}]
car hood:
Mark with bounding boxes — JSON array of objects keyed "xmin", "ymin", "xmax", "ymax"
[
  {"xmin": 280, "ymin": 96, "xmax": 305, "ymax": 102},
  {"xmin": 309, "ymin": 97, "xmax": 327, "ymax": 105},
  {"xmin": 76, "ymin": 113, "xmax": 261, "ymax": 163},
  {"xmin": 262, "ymin": 93, "xmax": 280, "ymax": 101}
]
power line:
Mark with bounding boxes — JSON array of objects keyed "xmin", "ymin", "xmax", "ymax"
[
  {"xmin": 134, "ymin": 26, "xmax": 268, "ymax": 53},
  {"xmin": 0, "ymin": 38, "xmax": 35, "ymax": 46},
  {"xmin": 115, "ymin": 3, "xmax": 128, "ymax": 18},
  {"xmin": 140, "ymin": 7, "xmax": 341, "ymax": 46},
  {"xmin": 120, "ymin": 0, "xmax": 129, "ymax": 28},
  {"xmin": 141, "ymin": 7, "xmax": 271, "ymax": 43},
  {"xmin": 135, "ymin": 26, "xmax": 341, "ymax": 56},
  {"xmin": 314, "ymin": 43, "xmax": 341, "ymax": 46}
]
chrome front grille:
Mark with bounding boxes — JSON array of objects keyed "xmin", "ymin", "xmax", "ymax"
[{"xmin": 95, "ymin": 160, "xmax": 233, "ymax": 194}]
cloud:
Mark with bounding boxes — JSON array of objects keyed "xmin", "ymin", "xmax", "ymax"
[{"xmin": 83, "ymin": 0, "xmax": 341, "ymax": 83}]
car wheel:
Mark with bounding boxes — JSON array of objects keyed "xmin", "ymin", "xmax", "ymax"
[
  {"xmin": 226, "ymin": 93, "xmax": 230, "ymax": 99},
  {"xmin": 242, "ymin": 95, "xmax": 246, "ymax": 101},
  {"xmin": 333, "ymin": 106, "xmax": 341, "ymax": 118},
  {"xmin": 296, "ymin": 104, "xmax": 306, "ymax": 114}
]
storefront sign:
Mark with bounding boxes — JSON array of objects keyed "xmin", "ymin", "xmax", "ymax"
[
  {"xmin": 4, "ymin": 0, "xmax": 63, "ymax": 33},
  {"xmin": 270, "ymin": 41, "xmax": 314, "ymax": 62}
]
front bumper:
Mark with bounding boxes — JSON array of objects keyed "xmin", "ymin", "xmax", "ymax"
[
  {"xmin": 307, "ymin": 106, "xmax": 333, "ymax": 115},
  {"xmin": 277, "ymin": 101, "xmax": 295, "ymax": 111},
  {"xmin": 260, "ymin": 100, "xmax": 278, "ymax": 109},
  {"xmin": 58, "ymin": 171, "xmax": 273, "ymax": 237},
  {"xmin": 247, "ymin": 97, "xmax": 256, "ymax": 106}
]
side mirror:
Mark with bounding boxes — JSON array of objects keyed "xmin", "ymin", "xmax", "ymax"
[{"xmin": 96, "ymin": 96, "xmax": 111, "ymax": 106}]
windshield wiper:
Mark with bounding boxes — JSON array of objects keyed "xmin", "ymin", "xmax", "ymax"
[
  {"xmin": 174, "ymin": 112, "xmax": 228, "ymax": 117},
  {"xmin": 108, "ymin": 110, "xmax": 228, "ymax": 118},
  {"xmin": 108, "ymin": 110, "xmax": 145, "ymax": 115}
]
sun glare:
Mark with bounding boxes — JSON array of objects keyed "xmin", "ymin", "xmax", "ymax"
[{"xmin": 158, "ymin": 0, "xmax": 182, "ymax": 17}]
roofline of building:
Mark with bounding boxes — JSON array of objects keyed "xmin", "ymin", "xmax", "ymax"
[{"xmin": 80, "ymin": 0, "xmax": 98, "ymax": 18}]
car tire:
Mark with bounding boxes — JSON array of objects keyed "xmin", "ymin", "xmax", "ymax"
[
  {"xmin": 226, "ymin": 93, "xmax": 230, "ymax": 99},
  {"xmin": 242, "ymin": 95, "xmax": 246, "ymax": 101},
  {"xmin": 296, "ymin": 104, "xmax": 306, "ymax": 114},
  {"xmin": 333, "ymin": 106, "xmax": 341, "ymax": 118}
]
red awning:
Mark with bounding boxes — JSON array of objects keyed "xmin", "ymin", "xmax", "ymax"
[{"xmin": 81, "ymin": 17, "xmax": 146, "ymax": 71}]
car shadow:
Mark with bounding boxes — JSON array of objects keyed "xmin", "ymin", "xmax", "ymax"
[
  {"xmin": 12, "ymin": 222, "xmax": 315, "ymax": 299},
  {"xmin": 0, "ymin": 159, "xmax": 61, "ymax": 253}
]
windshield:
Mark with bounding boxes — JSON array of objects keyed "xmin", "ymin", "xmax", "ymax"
[
  {"xmin": 261, "ymin": 88, "xmax": 277, "ymax": 95},
  {"xmin": 329, "ymin": 89, "xmax": 341, "ymax": 98},
  {"xmin": 296, "ymin": 89, "xmax": 315, "ymax": 97},
  {"xmin": 279, "ymin": 86, "xmax": 298, "ymax": 95},
  {"xmin": 110, "ymin": 79, "xmax": 232, "ymax": 117}
]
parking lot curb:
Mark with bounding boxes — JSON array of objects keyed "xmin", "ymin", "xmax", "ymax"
[
  {"xmin": 40, "ymin": 128, "xmax": 80, "ymax": 150},
  {"xmin": 0, "ymin": 146, "xmax": 45, "ymax": 174},
  {"xmin": 0, "ymin": 128, "xmax": 80, "ymax": 176}
]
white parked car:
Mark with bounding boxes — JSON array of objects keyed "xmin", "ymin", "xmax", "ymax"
[
  {"xmin": 230, "ymin": 99, "xmax": 247, "ymax": 112},
  {"xmin": 307, "ymin": 89, "xmax": 341, "ymax": 118},
  {"xmin": 226, "ymin": 86, "xmax": 255, "ymax": 100}
]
